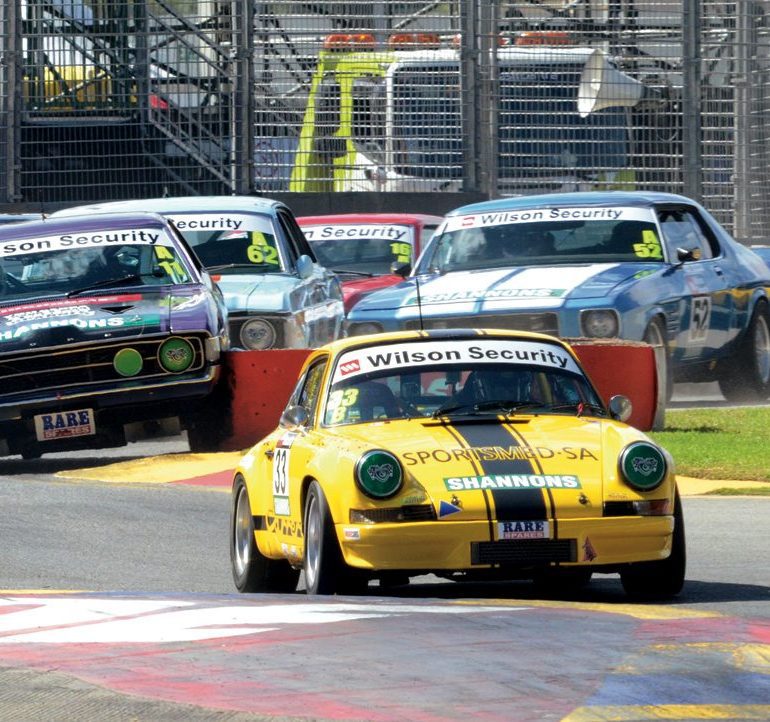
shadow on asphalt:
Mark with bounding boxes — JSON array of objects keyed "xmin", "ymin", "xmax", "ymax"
[
  {"xmin": 295, "ymin": 575, "xmax": 770, "ymax": 606},
  {"xmin": 0, "ymin": 456, "xmax": 147, "ymax": 476}
]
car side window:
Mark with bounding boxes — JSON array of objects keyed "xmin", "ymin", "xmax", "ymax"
[
  {"xmin": 420, "ymin": 224, "xmax": 439, "ymax": 247},
  {"xmin": 277, "ymin": 209, "xmax": 315, "ymax": 262},
  {"xmin": 658, "ymin": 208, "xmax": 717, "ymax": 261},
  {"xmin": 294, "ymin": 360, "xmax": 328, "ymax": 423}
]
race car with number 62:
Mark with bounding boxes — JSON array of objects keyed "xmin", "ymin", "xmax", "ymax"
[{"xmin": 230, "ymin": 329, "xmax": 685, "ymax": 599}]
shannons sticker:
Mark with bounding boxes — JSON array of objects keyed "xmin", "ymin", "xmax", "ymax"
[
  {"xmin": 445, "ymin": 206, "xmax": 656, "ymax": 232},
  {"xmin": 0, "ymin": 295, "xmax": 141, "ymax": 319},
  {"xmin": 405, "ymin": 287, "xmax": 565, "ymax": 304},
  {"xmin": 444, "ymin": 474, "xmax": 581, "ymax": 490},
  {"xmin": 0, "ymin": 230, "xmax": 168, "ymax": 257},
  {"xmin": 331, "ymin": 339, "xmax": 581, "ymax": 384},
  {"xmin": 0, "ymin": 314, "xmax": 159, "ymax": 341},
  {"xmin": 167, "ymin": 213, "xmax": 275, "ymax": 235},
  {"xmin": 395, "ymin": 265, "xmax": 616, "ymax": 313}
]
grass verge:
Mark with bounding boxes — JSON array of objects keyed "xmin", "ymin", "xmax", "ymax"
[{"xmin": 649, "ymin": 406, "xmax": 770, "ymax": 483}]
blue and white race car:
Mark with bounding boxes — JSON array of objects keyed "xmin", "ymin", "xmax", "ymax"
[{"xmin": 346, "ymin": 191, "xmax": 770, "ymax": 403}]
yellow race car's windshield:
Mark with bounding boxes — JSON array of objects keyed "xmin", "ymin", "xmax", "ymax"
[{"xmin": 324, "ymin": 361, "xmax": 605, "ymax": 426}]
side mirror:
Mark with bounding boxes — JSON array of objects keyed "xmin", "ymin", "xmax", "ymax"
[
  {"xmin": 390, "ymin": 260, "xmax": 411, "ymax": 278},
  {"xmin": 296, "ymin": 254, "xmax": 314, "ymax": 279},
  {"xmin": 279, "ymin": 405, "xmax": 309, "ymax": 429},
  {"xmin": 608, "ymin": 395, "xmax": 633, "ymax": 423},
  {"xmin": 676, "ymin": 247, "xmax": 701, "ymax": 263}
]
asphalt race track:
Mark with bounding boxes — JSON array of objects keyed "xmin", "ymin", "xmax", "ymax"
[
  {"xmin": 0, "ymin": 426, "xmax": 768, "ymax": 721},
  {"xmin": 0, "ymin": 591, "xmax": 768, "ymax": 721}
]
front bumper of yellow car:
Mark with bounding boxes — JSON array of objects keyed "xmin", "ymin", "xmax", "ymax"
[{"xmin": 337, "ymin": 515, "xmax": 674, "ymax": 571}]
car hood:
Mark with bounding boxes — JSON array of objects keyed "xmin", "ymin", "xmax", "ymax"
[
  {"xmin": 342, "ymin": 275, "xmax": 402, "ymax": 312},
  {"xmin": 328, "ymin": 415, "xmax": 616, "ymax": 521},
  {"xmin": 350, "ymin": 263, "xmax": 662, "ymax": 316},
  {"xmin": 0, "ymin": 287, "xmax": 210, "ymax": 353},
  {"xmin": 213, "ymin": 273, "xmax": 299, "ymax": 313}
]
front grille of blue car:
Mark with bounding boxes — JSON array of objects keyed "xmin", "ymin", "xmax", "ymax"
[
  {"xmin": 404, "ymin": 313, "xmax": 559, "ymax": 335},
  {"xmin": 471, "ymin": 539, "xmax": 577, "ymax": 565},
  {"xmin": 0, "ymin": 336, "xmax": 206, "ymax": 396}
]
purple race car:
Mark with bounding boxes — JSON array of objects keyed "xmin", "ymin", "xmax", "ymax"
[{"xmin": 0, "ymin": 212, "xmax": 229, "ymax": 458}]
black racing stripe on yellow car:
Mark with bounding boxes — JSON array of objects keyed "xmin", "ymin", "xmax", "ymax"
[
  {"xmin": 450, "ymin": 422, "xmax": 547, "ymax": 522},
  {"xmin": 442, "ymin": 422, "xmax": 495, "ymax": 540},
  {"xmin": 503, "ymin": 421, "xmax": 558, "ymax": 538}
]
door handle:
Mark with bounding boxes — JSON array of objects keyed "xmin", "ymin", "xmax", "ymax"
[{"xmin": 265, "ymin": 449, "xmax": 274, "ymax": 459}]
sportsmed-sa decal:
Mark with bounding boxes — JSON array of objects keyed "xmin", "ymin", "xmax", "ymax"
[
  {"xmin": 402, "ymin": 446, "xmax": 597, "ymax": 465},
  {"xmin": 330, "ymin": 338, "xmax": 580, "ymax": 384}
]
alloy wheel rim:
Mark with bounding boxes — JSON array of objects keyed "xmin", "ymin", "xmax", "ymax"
[
  {"xmin": 305, "ymin": 495, "xmax": 320, "ymax": 588},
  {"xmin": 755, "ymin": 313, "xmax": 770, "ymax": 384},
  {"xmin": 234, "ymin": 487, "xmax": 251, "ymax": 576}
]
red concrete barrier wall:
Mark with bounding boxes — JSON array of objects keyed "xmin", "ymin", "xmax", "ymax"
[
  {"xmin": 570, "ymin": 339, "xmax": 659, "ymax": 431},
  {"xmin": 218, "ymin": 349, "xmax": 312, "ymax": 451},
  {"xmin": 207, "ymin": 339, "xmax": 659, "ymax": 451}
]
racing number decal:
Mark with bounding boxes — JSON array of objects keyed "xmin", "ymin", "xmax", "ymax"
[
  {"xmin": 390, "ymin": 241, "xmax": 411, "ymax": 264},
  {"xmin": 247, "ymin": 232, "xmax": 280, "ymax": 266},
  {"xmin": 272, "ymin": 433, "xmax": 296, "ymax": 515},
  {"xmin": 633, "ymin": 230, "xmax": 663, "ymax": 259},
  {"xmin": 327, "ymin": 388, "xmax": 359, "ymax": 424},
  {"xmin": 153, "ymin": 246, "xmax": 187, "ymax": 282},
  {"xmin": 689, "ymin": 295, "xmax": 712, "ymax": 343}
]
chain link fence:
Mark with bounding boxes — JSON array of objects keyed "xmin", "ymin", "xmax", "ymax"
[{"xmin": 1, "ymin": 1, "xmax": 769, "ymax": 243}]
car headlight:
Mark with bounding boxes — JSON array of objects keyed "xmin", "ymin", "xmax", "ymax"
[
  {"xmin": 346, "ymin": 321, "xmax": 384, "ymax": 337},
  {"xmin": 240, "ymin": 318, "xmax": 277, "ymax": 350},
  {"xmin": 354, "ymin": 450, "xmax": 403, "ymax": 499},
  {"xmin": 581, "ymin": 309, "xmax": 620, "ymax": 338},
  {"xmin": 619, "ymin": 441, "xmax": 667, "ymax": 492},
  {"xmin": 158, "ymin": 337, "xmax": 195, "ymax": 373}
]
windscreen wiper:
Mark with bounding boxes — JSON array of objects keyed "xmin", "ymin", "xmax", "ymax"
[
  {"xmin": 66, "ymin": 274, "xmax": 142, "ymax": 297},
  {"xmin": 431, "ymin": 399, "xmax": 547, "ymax": 419},
  {"xmin": 330, "ymin": 268, "xmax": 375, "ymax": 277},
  {"xmin": 206, "ymin": 263, "xmax": 270, "ymax": 272}
]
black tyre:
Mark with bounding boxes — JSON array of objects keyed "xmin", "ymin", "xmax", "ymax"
[
  {"xmin": 230, "ymin": 476, "xmax": 299, "ymax": 593},
  {"xmin": 303, "ymin": 480, "xmax": 348, "ymax": 595},
  {"xmin": 644, "ymin": 317, "xmax": 671, "ymax": 430},
  {"xmin": 620, "ymin": 493, "xmax": 686, "ymax": 600},
  {"xmin": 718, "ymin": 299, "xmax": 770, "ymax": 402}
]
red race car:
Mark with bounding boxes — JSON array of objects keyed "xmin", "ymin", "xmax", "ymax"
[{"xmin": 297, "ymin": 213, "xmax": 443, "ymax": 312}]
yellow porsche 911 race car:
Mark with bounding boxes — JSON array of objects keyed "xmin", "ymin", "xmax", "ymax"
[{"xmin": 230, "ymin": 329, "xmax": 685, "ymax": 599}]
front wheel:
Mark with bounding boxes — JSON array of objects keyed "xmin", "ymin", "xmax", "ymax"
[
  {"xmin": 303, "ymin": 480, "xmax": 364, "ymax": 595},
  {"xmin": 620, "ymin": 493, "xmax": 686, "ymax": 600},
  {"xmin": 718, "ymin": 300, "xmax": 770, "ymax": 402},
  {"xmin": 303, "ymin": 481, "xmax": 342, "ymax": 595},
  {"xmin": 230, "ymin": 476, "xmax": 299, "ymax": 593}
]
